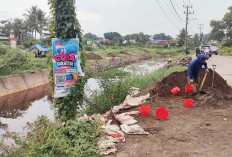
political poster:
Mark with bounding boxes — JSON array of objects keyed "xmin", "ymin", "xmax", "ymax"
[{"xmin": 52, "ymin": 38, "xmax": 79, "ymax": 98}]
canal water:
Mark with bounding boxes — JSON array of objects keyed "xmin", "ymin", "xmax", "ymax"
[{"xmin": 0, "ymin": 60, "xmax": 166, "ymax": 138}]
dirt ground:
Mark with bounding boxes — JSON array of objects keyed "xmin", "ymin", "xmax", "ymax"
[{"xmin": 109, "ymin": 69, "xmax": 232, "ymax": 157}]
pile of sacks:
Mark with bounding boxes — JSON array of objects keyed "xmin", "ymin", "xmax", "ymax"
[{"xmin": 77, "ymin": 87, "xmax": 150, "ymax": 156}]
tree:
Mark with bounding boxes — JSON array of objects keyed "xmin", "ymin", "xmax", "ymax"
[
  {"xmin": 84, "ymin": 33, "xmax": 98, "ymax": 40},
  {"xmin": 153, "ymin": 33, "xmax": 172, "ymax": 40},
  {"xmin": 124, "ymin": 33, "xmax": 150, "ymax": 45},
  {"xmin": 223, "ymin": 6, "xmax": 232, "ymax": 39},
  {"xmin": 193, "ymin": 33, "xmax": 200, "ymax": 47},
  {"xmin": 24, "ymin": 6, "xmax": 47, "ymax": 38},
  {"xmin": 104, "ymin": 32, "xmax": 121, "ymax": 40},
  {"xmin": 177, "ymin": 28, "xmax": 186, "ymax": 47},
  {"xmin": 209, "ymin": 20, "xmax": 225, "ymax": 42}
]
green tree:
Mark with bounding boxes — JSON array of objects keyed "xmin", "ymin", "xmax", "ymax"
[
  {"xmin": 104, "ymin": 32, "xmax": 121, "ymax": 40},
  {"xmin": 153, "ymin": 33, "xmax": 172, "ymax": 40},
  {"xmin": 209, "ymin": 20, "xmax": 225, "ymax": 42},
  {"xmin": 193, "ymin": 33, "xmax": 200, "ymax": 47},
  {"xmin": 177, "ymin": 28, "xmax": 186, "ymax": 47},
  {"xmin": 84, "ymin": 32, "xmax": 98, "ymax": 40},
  {"xmin": 24, "ymin": 6, "xmax": 47, "ymax": 38},
  {"xmin": 223, "ymin": 6, "xmax": 232, "ymax": 39}
]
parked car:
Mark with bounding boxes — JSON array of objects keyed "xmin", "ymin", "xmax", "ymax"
[
  {"xmin": 211, "ymin": 46, "xmax": 219, "ymax": 55},
  {"xmin": 199, "ymin": 45, "xmax": 212, "ymax": 57}
]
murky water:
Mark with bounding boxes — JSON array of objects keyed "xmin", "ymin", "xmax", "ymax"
[{"xmin": 0, "ymin": 60, "xmax": 166, "ymax": 138}]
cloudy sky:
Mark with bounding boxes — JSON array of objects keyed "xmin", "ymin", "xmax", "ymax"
[{"xmin": 1, "ymin": 0, "xmax": 231, "ymax": 38}]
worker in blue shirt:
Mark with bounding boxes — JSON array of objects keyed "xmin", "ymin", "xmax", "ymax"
[
  {"xmin": 185, "ymin": 49, "xmax": 192, "ymax": 64},
  {"xmin": 187, "ymin": 54, "xmax": 209, "ymax": 84}
]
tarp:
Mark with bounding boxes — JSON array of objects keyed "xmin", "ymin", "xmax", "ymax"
[{"xmin": 27, "ymin": 44, "xmax": 51, "ymax": 52}]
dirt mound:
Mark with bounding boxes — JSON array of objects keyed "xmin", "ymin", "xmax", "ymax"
[
  {"xmin": 107, "ymin": 52, "xmax": 117, "ymax": 57},
  {"xmin": 193, "ymin": 88, "xmax": 232, "ymax": 108},
  {"xmin": 137, "ymin": 69, "xmax": 232, "ymax": 101},
  {"xmin": 119, "ymin": 51, "xmax": 130, "ymax": 55},
  {"xmin": 86, "ymin": 53, "xmax": 102, "ymax": 60}
]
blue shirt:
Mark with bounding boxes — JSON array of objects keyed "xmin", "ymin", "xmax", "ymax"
[{"xmin": 187, "ymin": 55, "xmax": 208, "ymax": 79}]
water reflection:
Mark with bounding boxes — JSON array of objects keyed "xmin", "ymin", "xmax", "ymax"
[{"xmin": 0, "ymin": 85, "xmax": 54, "ymax": 137}]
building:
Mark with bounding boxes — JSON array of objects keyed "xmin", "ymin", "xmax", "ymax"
[{"xmin": 153, "ymin": 40, "xmax": 169, "ymax": 45}]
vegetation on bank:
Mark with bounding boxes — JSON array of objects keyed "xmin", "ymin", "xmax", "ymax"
[
  {"xmin": 0, "ymin": 117, "xmax": 101, "ymax": 157},
  {"xmin": 84, "ymin": 66, "xmax": 187, "ymax": 115},
  {"xmin": 0, "ymin": 45, "xmax": 49, "ymax": 76}
]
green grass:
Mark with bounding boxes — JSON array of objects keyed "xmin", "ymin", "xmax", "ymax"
[
  {"xmin": 89, "ymin": 45, "xmax": 184, "ymax": 57},
  {"xmin": 218, "ymin": 47, "xmax": 232, "ymax": 56}
]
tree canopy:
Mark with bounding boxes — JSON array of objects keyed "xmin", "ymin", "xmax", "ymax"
[
  {"xmin": 210, "ymin": 6, "xmax": 232, "ymax": 42},
  {"xmin": 104, "ymin": 32, "xmax": 121, "ymax": 40},
  {"xmin": 84, "ymin": 33, "xmax": 98, "ymax": 40},
  {"xmin": 153, "ymin": 33, "xmax": 172, "ymax": 40}
]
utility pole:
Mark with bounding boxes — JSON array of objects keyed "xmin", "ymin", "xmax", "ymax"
[
  {"xmin": 198, "ymin": 24, "xmax": 204, "ymax": 45},
  {"xmin": 184, "ymin": 5, "xmax": 194, "ymax": 50}
]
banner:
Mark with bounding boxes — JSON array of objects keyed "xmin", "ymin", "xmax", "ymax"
[{"xmin": 52, "ymin": 38, "xmax": 79, "ymax": 98}]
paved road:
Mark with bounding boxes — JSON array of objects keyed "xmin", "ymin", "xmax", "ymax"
[{"xmin": 193, "ymin": 55, "xmax": 232, "ymax": 86}]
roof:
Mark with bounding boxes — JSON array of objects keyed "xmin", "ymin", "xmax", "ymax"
[
  {"xmin": 154, "ymin": 40, "xmax": 168, "ymax": 45},
  {"xmin": 27, "ymin": 44, "xmax": 52, "ymax": 52},
  {"xmin": 0, "ymin": 36, "xmax": 9, "ymax": 40}
]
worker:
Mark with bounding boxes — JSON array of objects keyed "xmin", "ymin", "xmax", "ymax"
[
  {"xmin": 196, "ymin": 47, "xmax": 200, "ymax": 58},
  {"xmin": 187, "ymin": 54, "xmax": 209, "ymax": 85},
  {"xmin": 185, "ymin": 49, "xmax": 192, "ymax": 64}
]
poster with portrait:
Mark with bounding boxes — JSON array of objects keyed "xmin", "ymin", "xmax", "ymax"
[{"xmin": 52, "ymin": 38, "xmax": 79, "ymax": 98}]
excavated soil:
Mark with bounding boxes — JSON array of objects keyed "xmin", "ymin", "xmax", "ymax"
[
  {"xmin": 137, "ymin": 69, "xmax": 232, "ymax": 100},
  {"xmin": 109, "ymin": 69, "xmax": 232, "ymax": 157},
  {"xmin": 86, "ymin": 53, "xmax": 103, "ymax": 60}
]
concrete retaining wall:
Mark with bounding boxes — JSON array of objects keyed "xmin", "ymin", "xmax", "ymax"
[{"xmin": 0, "ymin": 69, "xmax": 49, "ymax": 97}]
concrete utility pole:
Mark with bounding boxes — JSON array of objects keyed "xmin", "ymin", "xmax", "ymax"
[
  {"xmin": 198, "ymin": 24, "xmax": 204, "ymax": 45},
  {"xmin": 184, "ymin": 5, "xmax": 194, "ymax": 50}
]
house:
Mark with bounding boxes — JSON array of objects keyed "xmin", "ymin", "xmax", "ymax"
[
  {"xmin": 0, "ymin": 33, "xmax": 9, "ymax": 42},
  {"xmin": 153, "ymin": 40, "xmax": 168, "ymax": 45}
]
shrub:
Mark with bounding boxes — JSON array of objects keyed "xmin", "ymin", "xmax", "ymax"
[
  {"xmin": 0, "ymin": 116, "xmax": 101, "ymax": 157},
  {"xmin": 85, "ymin": 46, "xmax": 93, "ymax": 51},
  {"xmin": 0, "ymin": 46, "xmax": 7, "ymax": 56}
]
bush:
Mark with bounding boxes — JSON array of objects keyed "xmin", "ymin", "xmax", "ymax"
[
  {"xmin": 0, "ymin": 46, "xmax": 7, "ymax": 56},
  {"xmin": 0, "ymin": 116, "xmax": 101, "ymax": 157},
  {"xmin": 222, "ymin": 39, "xmax": 232, "ymax": 47},
  {"xmin": 0, "ymin": 50, "xmax": 29, "ymax": 75},
  {"xmin": 85, "ymin": 46, "xmax": 93, "ymax": 51},
  {"xmin": 219, "ymin": 47, "xmax": 232, "ymax": 56},
  {"xmin": 17, "ymin": 45, "xmax": 25, "ymax": 50}
]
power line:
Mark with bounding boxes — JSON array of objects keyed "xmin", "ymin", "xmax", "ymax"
[
  {"xmin": 184, "ymin": 5, "xmax": 194, "ymax": 49},
  {"xmin": 169, "ymin": 0, "xmax": 185, "ymax": 22},
  {"xmin": 173, "ymin": 0, "xmax": 184, "ymax": 11},
  {"xmin": 155, "ymin": 0, "xmax": 180, "ymax": 31},
  {"xmin": 163, "ymin": 0, "xmax": 184, "ymax": 24}
]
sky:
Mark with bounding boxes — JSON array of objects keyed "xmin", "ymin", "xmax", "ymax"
[{"xmin": 0, "ymin": 0, "xmax": 232, "ymax": 38}]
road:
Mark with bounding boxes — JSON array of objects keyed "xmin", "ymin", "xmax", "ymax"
[{"xmin": 194, "ymin": 55, "xmax": 232, "ymax": 86}]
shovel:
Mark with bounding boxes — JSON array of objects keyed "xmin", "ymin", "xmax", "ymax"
[
  {"xmin": 199, "ymin": 72, "xmax": 208, "ymax": 94},
  {"xmin": 211, "ymin": 65, "xmax": 216, "ymax": 87}
]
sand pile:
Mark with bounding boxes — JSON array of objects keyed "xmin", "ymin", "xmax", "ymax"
[
  {"xmin": 137, "ymin": 69, "xmax": 232, "ymax": 104},
  {"xmin": 86, "ymin": 53, "xmax": 102, "ymax": 60}
]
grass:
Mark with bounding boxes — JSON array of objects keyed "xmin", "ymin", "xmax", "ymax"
[{"xmin": 218, "ymin": 47, "xmax": 232, "ymax": 56}]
